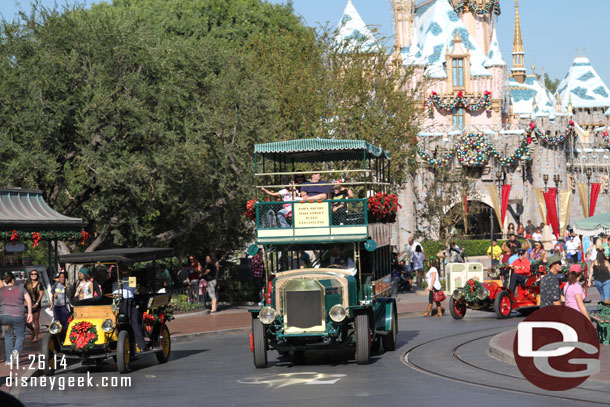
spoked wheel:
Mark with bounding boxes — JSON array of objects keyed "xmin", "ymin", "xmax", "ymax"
[
  {"xmin": 155, "ymin": 325, "xmax": 171, "ymax": 363},
  {"xmin": 355, "ymin": 314, "xmax": 370, "ymax": 365},
  {"xmin": 41, "ymin": 334, "xmax": 57, "ymax": 376},
  {"xmin": 117, "ymin": 330, "xmax": 132, "ymax": 374},
  {"xmin": 252, "ymin": 319, "xmax": 268, "ymax": 368},
  {"xmin": 449, "ymin": 297, "xmax": 466, "ymax": 320},
  {"xmin": 382, "ymin": 303, "xmax": 398, "ymax": 351},
  {"xmin": 494, "ymin": 291, "xmax": 513, "ymax": 319}
]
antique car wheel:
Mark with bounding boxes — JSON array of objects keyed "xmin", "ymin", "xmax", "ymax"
[
  {"xmin": 382, "ymin": 304, "xmax": 397, "ymax": 351},
  {"xmin": 355, "ymin": 314, "xmax": 370, "ymax": 365},
  {"xmin": 117, "ymin": 330, "xmax": 132, "ymax": 373},
  {"xmin": 155, "ymin": 325, "xmax": 171, "ymax": 363},
  {"xmin": 41, "ymin": 334, "xmax": 56, "ymax": 376},
  {"xmin": 494, "ymin": 291, "xmax": 512, "ymax": 319},
  {"xmin": 252, "ymin": 319, "xmax": 268, "ymax": 368},
  {"xmin": 449, "ymin": 297, "xmax": 466, "ymax": 320}
]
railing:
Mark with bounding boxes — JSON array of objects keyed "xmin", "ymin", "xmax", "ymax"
[{"xmin": 255, "ymin": 199, "xmax": 369, "ymax": 243}]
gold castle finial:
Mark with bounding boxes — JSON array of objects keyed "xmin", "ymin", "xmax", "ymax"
[{"xmin": 511, "ymin": 0, "xmax": 526, "ymax": 83}]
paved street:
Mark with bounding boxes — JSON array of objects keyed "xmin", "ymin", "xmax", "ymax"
[{"xmin": 14, "ymin": 310, "xmax": 610, "ymax": 407}]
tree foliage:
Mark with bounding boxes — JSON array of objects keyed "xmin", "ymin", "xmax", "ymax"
[{"xmin": 0, "ymin": 0, "xmax": 419, "ymax": 256}]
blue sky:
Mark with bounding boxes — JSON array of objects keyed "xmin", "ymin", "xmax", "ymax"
[{"xmin": 2, "ymin": 0, "xmax": 609, "ymax": 84}]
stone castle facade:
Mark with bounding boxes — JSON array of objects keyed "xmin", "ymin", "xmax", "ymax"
[{"xmin": 337, "ymin": 0, "xmax": 610, "ymax": 246}]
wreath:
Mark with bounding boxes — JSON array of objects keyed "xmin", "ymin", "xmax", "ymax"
[
  {"xmin": 69, "ymin": 321, "xmax": 98, "ymax": 351},
  {"xmin": 462, "ymin": 279, "xmax": 483, "ymax": 303}
]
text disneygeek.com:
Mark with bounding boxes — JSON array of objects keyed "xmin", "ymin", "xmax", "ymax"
[{"xmin": 6, "ymin": 371, "xmax": 132, "ymax": 390}]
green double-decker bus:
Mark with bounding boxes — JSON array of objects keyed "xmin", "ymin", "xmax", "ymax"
[{"xmin": 248, "ymin": 138, "xmax": 399, "ymax": 367}]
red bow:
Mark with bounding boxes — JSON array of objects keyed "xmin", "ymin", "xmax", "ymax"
[
  {"xmin": 32, "ymin": 232, "xmax": 41, "ymax": 248},
  {"xmin": 80, "ymin": 230, "xmax": 89, "ymax": 246},
  {"xmin": 10, "ymin": 229, "xmax": 18, "ymax": 241},
  {"xmin": 529, "ymin": 122, "xmax": 535, "ymax": 130},
  {"xmin": 457, "ymin": 91, "xmax": 464, "ymax": 98}
]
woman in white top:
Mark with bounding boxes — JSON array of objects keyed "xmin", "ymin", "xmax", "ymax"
[
  {"xmin": 74, "ymin": 268, "xmax": 94, "ymax": 300},
  {"xmin": 422, "ymin": 258, "xmax": 443, "ymax": 318}
]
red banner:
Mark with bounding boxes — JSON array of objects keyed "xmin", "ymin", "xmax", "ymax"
[
  {"xmin": 590, "ymin": 183, "xmax": 601, "ymax": 217},
  {"xmin": 501, "ymin": 184, "xmax": 511, "ymax": 227},
  {"xmin": 463, "ymin": 195, "xmax": 468, "ymax": 215},
  {"xmin": 543, "ymin": 188, "xmax": 559, "ymax": 237}
]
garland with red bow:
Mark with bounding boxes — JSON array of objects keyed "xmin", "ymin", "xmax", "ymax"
[
  {"xmin": 143, "ymin": 305, "xmax": 174, "ymax": 333},
  {"xmin": 602, "ymin": 130, "xmax": 610, "ymax": 148},
  {"xmin": 0, "ymin": 230, "xmax": 89, "ymax": 247},
  {"xmin": 368, "ymin": 193, "xmax": 401, "ymax": 223},
  {"xmin": 462, "ymin": 278, "xmax": 483, "ymax": 303},
  {"xmin": 528, "ymin": 120, "xmax": 575, "ymax": 145},
  {"xmin": 69, "ymin": 321, "xmax": 98, "ymax": 351},
  {"xmin": 427, "ymin": 91, "xmax": 492, "ymax": 115}
]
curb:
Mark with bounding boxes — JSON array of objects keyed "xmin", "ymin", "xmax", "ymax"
[{"xmin": 487, "ymin": 330, "xmax": 516, "ymax": 366}]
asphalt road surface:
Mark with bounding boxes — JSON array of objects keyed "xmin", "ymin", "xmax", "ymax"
[{"xmin": 15, "ymin": 311, "xmax": 610, "ymax": 407}]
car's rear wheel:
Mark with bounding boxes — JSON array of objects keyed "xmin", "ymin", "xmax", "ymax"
[
  {"xmin": 252, "ymin": 319, "xmax": 267, "ymax": 368},
  {"xmin": 449, "ymin": 297, "xmax": 466, "ymax": 319},
  {"xmin": 355, "ymin": 314, "xmax": 370, "ymax": 365},
  {"xmin": 117, "ymin": 330, "xmax": 131, "ymax": 373},
  {"xmin": 41, "ymin": 334, "xmax": 56, "ymax": 376},
  {"xmin": 382, "ymin": 304, "xmax": 397, "ymax": 351},
  {"xmin": 155, "ymin": 325, "xmax": 171, "ymax": 363},
  {"xmin": 494, "ymin": 291, "xmax": 512, "ymax": 319}
]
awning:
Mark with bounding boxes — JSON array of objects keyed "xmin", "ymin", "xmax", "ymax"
[
  {"xmin": 255, "ymin": 138, "xmax": 391, "ymax": 163},
  {"xmin": 572, "ymin": 211, "xmax": 610, "ymax": 236},
  {"xmin": 0, "ymin": 188, "xmax": 84, "ymax": 230}
]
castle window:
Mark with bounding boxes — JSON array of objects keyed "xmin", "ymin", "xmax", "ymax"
[
  {"xmin": 452, "ymin": 58, "xmax": 464, "ymax": 88},
  {"xmin": 453, "ymin": 107, "xmax": 464, "ymax": 130}
]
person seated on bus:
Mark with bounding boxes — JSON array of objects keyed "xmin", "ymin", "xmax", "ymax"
[
  {"xmin": 508, "ymin": 249, "xmax": 531, "ymax": 293},
  {"xmin": 112, "ymin": 263, "xmax": 148, "ymax": 352},
  {"xmin": 322, "ymin": 245, "xmax": 355, "ymax": 272},
  {"xmin": 331, "ymin": 180, "xmax": 354, "ymax": 214},
  {"xmin": 300, "ymin": 173, "xmax": 329, "ymax": 201}
]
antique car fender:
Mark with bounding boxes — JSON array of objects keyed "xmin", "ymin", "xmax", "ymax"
[
  {"xmin": 372, "ymin": 297, "xmax": 397, "ymax": 333},
  {"xmin": 482, "ymin": 280, "xmax": 503, "ymax": 300}
]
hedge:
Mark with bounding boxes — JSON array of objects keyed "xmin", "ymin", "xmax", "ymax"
[{"xmin": 421, "ymin": 239, "xmax": 520, "ymax": 261}]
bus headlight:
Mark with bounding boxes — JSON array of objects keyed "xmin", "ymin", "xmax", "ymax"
[
  {"xmin": 49, "ymin": 321, "xmax": 62, "ymax": 335},
  {"xmin": 329, "ymin": 304, "xmax": 347, "ymax": 322},
  {"xmin": 258, "ymin": 307, "xmax": 277, "ymax": 325},
  {"xmin": 102, "ymin": 319, "xmax": 115, "ymax": 333}
]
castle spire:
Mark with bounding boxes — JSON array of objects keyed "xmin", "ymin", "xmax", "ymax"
[
  {"xmin": 510, "ymin": 0, "xmax": 526, "ymax": 83},
  {"xmin": 391, "ymin": 0, "xmax": 415, "ymax": 52}
]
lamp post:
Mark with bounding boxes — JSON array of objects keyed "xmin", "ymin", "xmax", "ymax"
[
  {"xmin": 586, "ymin": 168, "xmax": 592, "ymax": 216},
  {"xmin": 543, "ymin": 174, "xmax": 549, "ymax": 192},
  {"xmin": 490, "ymin": 170, "xmax": 503, "ymax": 267},
  {"xmin": 553, "ymin": 174, "xmax": 561, "ymax": 234}
]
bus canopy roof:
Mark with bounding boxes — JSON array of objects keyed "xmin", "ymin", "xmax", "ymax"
[{"xmin": 254, "ymin": 138, "xmax": 390, "ymax": 163}]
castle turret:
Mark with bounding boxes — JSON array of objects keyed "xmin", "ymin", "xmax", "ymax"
[{"xmin": 510, "ymin": 0, "xmax": 526, "ymax": 83}]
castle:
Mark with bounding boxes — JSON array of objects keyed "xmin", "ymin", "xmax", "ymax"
[{"xmin": 337, "ymin": 0, "xmax": 610, "ymax": 245}]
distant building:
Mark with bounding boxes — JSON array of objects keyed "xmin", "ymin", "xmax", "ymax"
[{"xmin": 336, "ymin": 0, "xmax": 610, "ymax": 243}]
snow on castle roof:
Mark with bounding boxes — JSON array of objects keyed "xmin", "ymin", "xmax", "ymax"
[
  {"xmin": 484, "ymin": 27, "xmax": 506, "ymax": 67},
  {"xmin": 557, "ymin": 56, "xmax": 610, "ymax": 110},
  {"xmin": 508, "ymin": 76, "xmax": 557, "ymax": 119},
  {"xmin": 335, "ymin": 0, "xmax": 377, "ymax": 52},
  {"xmin": 400, "ymin": 0, "xmax": 491, "ymax": 78}
]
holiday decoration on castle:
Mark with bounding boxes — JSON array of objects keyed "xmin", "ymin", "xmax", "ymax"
[
  {"xmin": 528, "ymin": 121, "xmax": 575, "ymax": 145},
  {"xmin": 602, "ymin": 130, "xmax": 610, "ymax": 149},
  {"xmin": 454, "ymin": 0, "xmax": 501, "ymax": 16},
  {"xmin": 427, "ymin": 91, "xmax": 492, "ymax": 116},
  {"xmin": 417, "ymin": 145, "xmax": 454, "ymax": 166}
]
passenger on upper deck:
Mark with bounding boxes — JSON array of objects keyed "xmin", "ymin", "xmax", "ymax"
[
  {"xmin": 300, "ymin": 173, "xmax": 330, "ymax": 200},
  {"xmin": 331, "ymin": 179, "xmax": 354, "ymax": 213}
]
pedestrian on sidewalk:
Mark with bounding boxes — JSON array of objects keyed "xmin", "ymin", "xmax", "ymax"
[
  {"xmin": 250, "ymin": 248, "xmax": 265, "ymax": 303},
  {"xmin": 0, "ymin": 272, "xmax": 33, "ymax": 364},
  {"xmin": 186, "ymin": 255, "xmax": 202, "ymax": 303},
  {"xmin": 540, "ymin": 254, "xmax": 562, "ymax": 308},
  {"xmin": 49, "ymin": 272, "xmax": 71, "ymax": 339},
  {"xmin": 202, "ymin": 255, "xmax": 219, "ymax": 313},
  {"xmin": 24, "ymin": 270, "xmax": 43, "ymax": 342},
  {"xmin": 562, "ymin": 267, "xmax": 590, "ymax": 318},
  {"xmin": 412, "ymin": 245, "xmax": 425, "ymax": 291},
  {"xmin": 422, "ymin": 258, "xmax": 443, "ymax": 318},
  {"xmin": 591, "ymin": 250, "xmax": 610, "ymax": 303}
]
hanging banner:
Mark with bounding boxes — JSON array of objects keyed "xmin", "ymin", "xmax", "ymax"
[
  {"xmin": 590, "ymin": 183, "xmax": 601, "ymax": 217},
  {"xmin": 534, "ymin": 188, "xmax": 547, "ymax": 225},
  {"xmin": 487, "ymin": 185, "xmax": 502, "ymax": 228},
  {"xmin": 543, "ymin": 188, "xmax": 559, "ymax": 237},
  {"xmin": 501, "ymin": 184, "xmax": 512, "ymax": 228},
  {"xmin": 576, "ymin": 183, "xmax": 589, "ymax": 218},
  {"xmin": 559, "ymin": 190, "xmax": 572, "ymax": 237}
]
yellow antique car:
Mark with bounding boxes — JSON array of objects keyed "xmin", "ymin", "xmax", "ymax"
[{"xmin": 42, "ymin": 248, "xmax": 174, "ymax": 374}]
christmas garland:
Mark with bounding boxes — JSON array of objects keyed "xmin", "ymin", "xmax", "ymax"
[
  {"xmin": 462, "ymin": 279, "xmax": 484, "ymax": 303},
  {"xmin": 69, "ymin": 321, "xmax": 98, "ymax": 351},
  {"xmin": 143, "ymin": 305, "xmax": 175, "ymax": 333},
  {"xmin": 529, "ymin": 121, "xmax": 575, "ymax": 145},
  {"xmin": 427, "ymin": 91, "xmax": 492, "ymax": 116},
  {"xmin": 602, "ymin": 130, "xmax": 610, "ymax": 149},
  {"xmin": 418, "ymin": 133, "xmax": 531, "ymax": 168},
  {"xmin": 1, "ymin": 229, "xmax": 89, "ymax": 247},
  {"xmin": 454, "ymin": 0, "xmax": 500, "ymax": 16},
  {"xmin": 368, "ymin": 193, "xmax": 401, "ymax": 223}
]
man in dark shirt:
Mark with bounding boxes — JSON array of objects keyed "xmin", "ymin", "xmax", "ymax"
[
  {"xmin": 506, "ymin": 234, "xmax": 521, "ymax": 254},
  {"xmin": 301, "ymin": 173, "xmax": 329, "ymax": 200},
  {"xmin": 524, "ymin": 220, "xmax": 535, "ymax": 236},
  {"xmin": 540, "ymin": 254, "xmax": 562, "ymax": 307}
]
